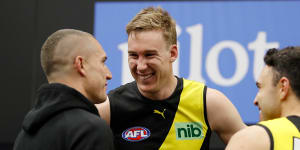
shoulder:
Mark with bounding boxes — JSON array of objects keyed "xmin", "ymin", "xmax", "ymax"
[
  {"xmin": 182, "ymin": 78, "xmax": 204, "ymax": 87},
  {"xmin": 108, "ymin": 81, "xmax": 136, "ymax": 97},
  {"xmin": 259, "ymin": 116, "xmax": 287, "ymax": 126},
  {"xmin": 206, "ymin": 88, "xmax": 225, "ymax": 101},
  {"xmin": 181, "ymin": 78, "xmax": 205, "ymax": 95},
  {"xmin": 206, "ymin": 88, "xmax": 232, "ymax": 111},
  {"xmin": 205, "ymin": 88, "xmax": 230, "ymax": 115},
  {"xmin": 205, "ymin": 87, "xmax": 240, "ymax": 113},
  {"xmin": 108, "ymin": 81, "xmax": 138, "ymax": 101},
  {"xmin": 108, "ymin": 81, "xmax": 141, "ymax": 106},
  {"xmin": 62, "ymin": 109, "xmax": 107, "ymax": 128},
  {"xmin": 226, "ymin": 125, "xmax": 270, "ymax": 150},
  {"xmin": 258, "ymin": 117, "xmax": 296, "ymax": 136}
]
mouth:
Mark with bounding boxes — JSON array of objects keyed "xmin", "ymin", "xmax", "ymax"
[{"xmin": 137, "ymin": 73, "xmax": 154, "ymax": 81}]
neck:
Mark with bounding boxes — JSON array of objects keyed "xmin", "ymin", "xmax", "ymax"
[
  {"xmin": 49, "ymin": 76, "xmax": 88, "ymax": 100},
  {"xmin": 281, "ymin": 95, "xmax": 300, "ymax": 117}
]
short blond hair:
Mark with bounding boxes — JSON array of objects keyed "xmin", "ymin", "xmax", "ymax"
[{"xmin": 126, "ymin": 6, "xmax": 177, "ymax": 47}]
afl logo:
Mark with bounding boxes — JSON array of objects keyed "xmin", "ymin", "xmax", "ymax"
[{"xmin": 122, "ymin": 126, "xmax": 151, "ymax": 142}]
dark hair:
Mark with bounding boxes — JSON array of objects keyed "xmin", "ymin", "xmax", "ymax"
[{"xmin": 264, "ymin": 46, "xmax": 300, "ymax": 98}]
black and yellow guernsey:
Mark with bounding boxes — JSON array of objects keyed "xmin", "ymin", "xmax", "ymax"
[
  {"xmin": 257, "ymin": 116, "xmax": 300, "ymax": 150},
  {"xmin": 109, "ymin": 77, "xmax": 211, "ymax": 150}
]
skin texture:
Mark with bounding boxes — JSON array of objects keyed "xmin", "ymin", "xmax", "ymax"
[
  {"xmin": 254, "ymin": 66, "xmax": 281, "ymax": 121},
  {"xmin": 47, "ymin": 32, "xmax": 112, "ymax": 104},
  {"xmin": 79, "ymin": 37, "xmax": 112, "ymax": 103},
  {"xmin": 225, "ymin": 125, "xmax": 270, "ymax": 150},
  {"xmin": 226, "ymin": 66, "xmax": 300, "ymax": 150},
  {"xmin": 127, "ymin": 30, "xmax": 178, "ymax": 100},
  {"xmin": 97, "ymin": 30, "xmax": 246, "ymax": 144}
]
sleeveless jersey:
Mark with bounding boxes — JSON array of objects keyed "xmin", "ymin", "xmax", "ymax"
[
  {"xmin": 258, "ymin": 116, "xmax": 300, "ymax": 150},
  {"xmin": 108, "ymin": 77, "xmax": 211, "ymax": 150}
]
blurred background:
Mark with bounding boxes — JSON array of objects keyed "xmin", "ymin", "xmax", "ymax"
[{"xmin": 1, "ymin": 0, "xmax": 300, "ymax": 149}]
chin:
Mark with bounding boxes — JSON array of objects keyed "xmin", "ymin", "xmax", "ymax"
[
  {"xmin": 94, "ymin": 95, "xmax": 107, "ymax": 104},
  {"xmin": 138, "ymin": 84, "xmax": 157, "ymax": 93},
  {"xmin": 95, "ymin": 99, "xmax": 105, "ymax": 104},
  {"xmin": 100, "ymin": 96, "xmax": 107, "ymax": 102}
]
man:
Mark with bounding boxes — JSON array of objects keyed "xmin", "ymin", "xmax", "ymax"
[
  {"xmin": 14, "ymin": 29, "xmax": 114, "ymax": 150},
  {"xmin": 98, "ymin": 7, "xmax": 245, "ymax": 149},
  {"xmin": 226, "ymin": 47, "xmax": 300, "ymax": 150}
]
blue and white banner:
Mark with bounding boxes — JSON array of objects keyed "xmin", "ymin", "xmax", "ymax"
[{"xmin": 94, "ymin": 1, "xmax": 300, "ymax": 124}]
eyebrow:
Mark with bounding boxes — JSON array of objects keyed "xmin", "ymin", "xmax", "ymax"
[
  {"xmin": 128, "ymin": 50, "xmax": 136, "ymax": 54},
  {"xmin": 145, "ymin": 49, "xmax": 158, "ymax": 53}
]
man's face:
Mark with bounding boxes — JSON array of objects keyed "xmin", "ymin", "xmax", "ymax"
[
  {"xmin": 84, "ymin": 38, "xmax": 112, "ymax": 104},
  {"xmin": 127, "ymin": 30, "xmax": 175, "ymax": 95},
  {"xmin": 254, "ymin": 66, "xmax": 281, "ymax": 121}
]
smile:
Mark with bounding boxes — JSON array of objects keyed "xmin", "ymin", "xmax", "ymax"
[{"xmin": 138, "ymin": 73, "xmax": 154, "ymax": 80}]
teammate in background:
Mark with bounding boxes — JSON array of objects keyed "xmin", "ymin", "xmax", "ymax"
[
  {"xmin": 14, "ymin": 29, "xmax": 114, "ymax": 150},
  {"xmin": 226, "ymin": 47, "xmax": 300, "ymax": 150},
  {"xmin": 97, "ymin": 6, "xmax": 246, "ymax": 149}
]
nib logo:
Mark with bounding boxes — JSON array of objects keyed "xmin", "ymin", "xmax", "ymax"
[{"xmin": 175, "ymin": 122, "xmax": 204, "ymax": 140}]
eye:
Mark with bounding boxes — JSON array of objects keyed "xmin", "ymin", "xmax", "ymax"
[
  {"xmin": 145, "ymin": 53, "xmax": 153, "ymax": 57},
  {"xmin": 145, "ymin": 53, "xmax": 156, "ymax": 57},
  {"xmin": 128, "ymin": 53, "xmax": 138, "ymax": 58}
]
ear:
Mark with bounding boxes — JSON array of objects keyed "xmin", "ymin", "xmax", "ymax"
[
  {"xmin": 74, "ymin": 56, "xmax": 86, "ymax": 77},
  {"xmin": 169, "ymin": 44, "xmax": 178, "ymax": 63},
  {"xmin": 278, "ymin": 77, "xmax": 290, "ymax": 101}
]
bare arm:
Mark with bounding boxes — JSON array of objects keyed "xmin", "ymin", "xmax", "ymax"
[
  {"xmin": 95, "ymin": 97, "xmax": 111, "ymax": 125},
  {"xmin": 206, "ymin": 88, "xmax": 246, "ymax": 144},
  {"xmin": 226, "ymin": 125, "xmax": 270, "ymax": 150}
]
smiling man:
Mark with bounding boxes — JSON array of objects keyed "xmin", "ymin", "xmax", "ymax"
[
  {"xmin": 97, "ymin": 6, "xmax": 245, "ymax": 150},
  {"xmin": 226, "ymin": 47, "xmax": 300, "ymax": 150}
]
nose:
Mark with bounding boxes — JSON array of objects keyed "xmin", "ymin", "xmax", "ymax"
[
  {"xmin": 253, "ymin": 95, "xmax": 258, "ymax": 106},
  {"xmin": 106, "ymin": 66, "xmax": 112, "ymax": 80},
  {"xmin": 137, "ymin": 57, "xmax": 147, "ymax": 71}
]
